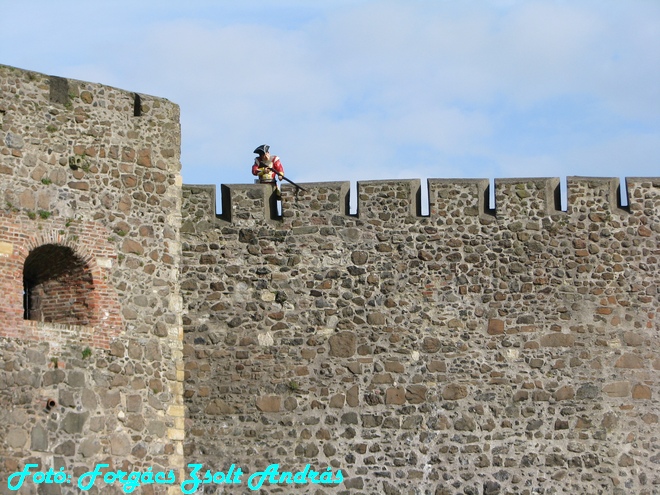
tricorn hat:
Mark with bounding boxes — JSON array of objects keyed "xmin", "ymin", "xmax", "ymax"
[{"xmin": 253, "ymin": 144, "xmax": 270, "ymax": 155}]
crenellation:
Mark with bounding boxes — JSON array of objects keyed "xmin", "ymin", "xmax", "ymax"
[
  {"xmin": 181, "ymin": 177, "xmax": 660, "ymax": 231},
  {"xmin": 428, "ymin": 178, "xmax": 493, "ymax": 221},
  {"xmin": 357, "ymin": 178, "xmax": 422, "ymax": 221},
  {"xmin": 281, "ymin": 181, "xmax": 350, "ymax": 227},
  {"xmin": 494, "ymin": 177, "xmax": 562, "ymax": 219},
  {"xmin": 567, "ymin": 176, "xmax": 629, "ymax": 216},
  {"xmin": 626, "ymin": 177, "xmax": 660, "ymax": 225},
  {"xmin": 220, "ymin": 183, "xmax": 276, "ymax": 225}
]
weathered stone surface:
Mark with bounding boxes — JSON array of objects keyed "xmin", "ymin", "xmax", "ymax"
[
  {"xmin": 372, "ymin": 373, "xmax": 394, "ymax": 385},
  {"xmin": 576, "ymin": 383, "xmax": 600, "ymax": 399},
  {"xmin": 351, "ymin": 251, "xmax": 368, "ymax": 265},
  {"xmin": 99, "ymin": 390, "xmax": 121, "ymax": 408},
  {"xmin": 623, "ymin": 332, "xmax": 645, "ymax": 346},
  {"xmin": 6, "ymin": 428, "xmax": 27, "ymax": 448},
  {"xmin": 346, "ymin": 385, "xmax": 360, "ymax": 407},
  {"xmin": 385, "ymin": 387, "xmax": 406, "ymax": 405},
  {"xmin": 54, "ymin": 440, "xmax": 76, "ymax": 456},
  {"xmin": 80, "ymin": 388, "xmax": 98, "ymax": 410},
  {"xmin": 367, "ymin": 312, "xmax": 386, "ymax": 325},
  {"xmin": 5, "ymin": 132, "xmax": 25, "ymax": 149},
  {"xmin": 256, "ymin": 395, "xmax": 281, "ymax": 412},
  {"xmin": 109, "ymin": 340, "xmax": 125, "ymax": 357},
  {"xmin": 615, "ymin": 353, "xmax": 644, "ymax": 369},
  {"xmin": 62, "ymin": 412, "xmax": 89, "ymax": 434},
  {"xmin": 443, "ymin": 384, "xmax": 468, "ymax": 400},
  {"xmin": 454, "ymin": 414, "xmax": 476, "ymax": 431},
  {"xmin": 554, "ymin": 386, "xmax": 575, "ymax": 401},
  {"xmin": 487, "ymin": 319, "xmax": 504, "ymax": 335},
  {"xmin": 205, "ymin": 399, "xmax": 238, "ymax": 415},
  {"xmin": 30, "ymin": 424, "xmax": 48, "ymax": 451},
  {"xmin": 122, "ymin": 238, "xmax": 144, "ymax": 255},
  {"xmin": 329, "ymin": 394, "xmax": 345, "ymax": 408},
  {"xmin": 328, "ymin": 331, "xmax": 357, "ymax": 357},
  {"xmin": 67, "ymin": 370, "xmax": 86, "ymax": 387},
  {"xmin": 632, "ymin": 383, "xmax": 651, "ymax": 400},
  {"xmin": 283, "ymin": 396, "xmax": 298, "ymax": 411},
  {"xmin": 341, "ymin": 412, "xmax": 359, "ymax": 425},
  {"xmin": 79, "ymin": 437, "xmax": 101, "ymax": 458},
  {"xmin": 125, "ymin": 414, "xmax": 146, "ymax": 431},
  {"xmin": 603, "ymin": 381, "xmax": 631, "ymax": 397},
  {"xmin": 406, "ymin": 385, "xmax": 427, "ymax": 404},
  {"xmin": 540, "ymin": 333, "xmax": 576, "ymax": 347},
  {"xmin": 422, "ymin": 337, "xmax": 441, "ymax": 353},
  {"xmin": 427, "ymin": 360, "xmax": 446, "ymax": 372},
  {"xmin": 109, "ymin": 433, "xmax": 132, "ymax": 456}
]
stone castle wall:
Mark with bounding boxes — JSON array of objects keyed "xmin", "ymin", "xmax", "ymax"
[
  {"xmin": 1, "ymin": 64, "xmax": 659, "ymax": 495},
  {"xmin": 0, "ymin": 65, "xmax": 185, "ymax": 494},
  {"xmin": 181, "ymin": 178, "xmax": 659, "ymax": 494}
]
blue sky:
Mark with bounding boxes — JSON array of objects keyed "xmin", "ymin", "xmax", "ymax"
[{"xmin": 1, "ymin": 0, "xmax": 658, "ymax": 199}]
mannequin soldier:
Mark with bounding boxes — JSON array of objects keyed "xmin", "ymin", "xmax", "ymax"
[
  {"xmin": 252, "ymin": 144, "xmax": 284, "ymax": 195},
  {"xmin": 252, "ymin": 144, "xmax": 284, "ymax": 217}
]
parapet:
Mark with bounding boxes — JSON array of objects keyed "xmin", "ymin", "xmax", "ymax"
[
  {"xmin": 0, "ymin": 64, "xmax": 181, "ymax": 177},
  {"xmin": 182, "ymin": 176, "xmax": 660, "ymax": 228},
  {"xmin": 183, "ymin": 181, "xmax": 352, "ymax": 229},
  {"xmin": 1, "ymin": 63, "xmax": 180, "ymax": 121}
]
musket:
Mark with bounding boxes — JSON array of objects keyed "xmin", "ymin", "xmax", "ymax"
[{"xmin": 261, "ymin": 166, "xmax": 307, "ymax": 193}]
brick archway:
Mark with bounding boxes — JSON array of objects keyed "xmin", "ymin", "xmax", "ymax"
[
  {"xmin": 0, "ymin": 213, "xmax": 124, "ymax": 348},
  {"xmin": 23, "ymin": 244, "xmax": 96, "ymax": 325}
]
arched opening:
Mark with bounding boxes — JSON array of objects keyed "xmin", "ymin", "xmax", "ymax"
[{"xmin": 23, "ymin": 244, "xmax": 95, "ymax": 325}]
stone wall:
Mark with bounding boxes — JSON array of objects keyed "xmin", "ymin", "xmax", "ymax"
[
  {"xmin": 181, "ymin": 177, "xmax": 659, "ymax": 494},
  {"xmin": 0, "ymin": 65, "xmax": 184, "ymax": 493}
]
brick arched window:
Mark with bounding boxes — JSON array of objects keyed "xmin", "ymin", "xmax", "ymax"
[{"xmin": 23, "ymin": 244, "xmax": 95, "ymax": 325}]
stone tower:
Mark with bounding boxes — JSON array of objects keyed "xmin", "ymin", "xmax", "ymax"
[{"xmin": 0, "ymin": 65, "xmax": 184, "ymax": 493}]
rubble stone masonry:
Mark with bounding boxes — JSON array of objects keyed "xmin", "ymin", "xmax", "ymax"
[
  {"xmin": 0, "ymin": 65, "xmax": 184, "ymax": 494},
  {"xmin": 181, "ymin": 177, "xmax": 659, "ymax": 495},
  {"xmin": 1, "ymin": 64, "xmax": 659, "ymax": 494}
]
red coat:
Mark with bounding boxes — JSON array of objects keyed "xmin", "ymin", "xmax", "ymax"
[{"xmin": 252, "ymin": 156, "xmax": 284, "ymax": 183}]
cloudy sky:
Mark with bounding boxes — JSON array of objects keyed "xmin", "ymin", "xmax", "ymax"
[{"xmin": 1, "ymin": 0, "xmax": 658, "ymax": 205}]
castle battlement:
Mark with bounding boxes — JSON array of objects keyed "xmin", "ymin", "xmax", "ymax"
[
  {"xmin": 1, "ymin": 64, "xmax": 179, "ymax": 124},
  {"xmin": 2, "ymin": 65, "xmax": 660, "ymax": 495},
  {"xmin": 183, "ymin": 176, "xmax": 659, "ymax": 228}
]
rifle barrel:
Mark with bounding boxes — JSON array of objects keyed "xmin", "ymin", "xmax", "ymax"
[{"xmin": 264, "ymin": 166, "xmax": 306, "ymax": 191}]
